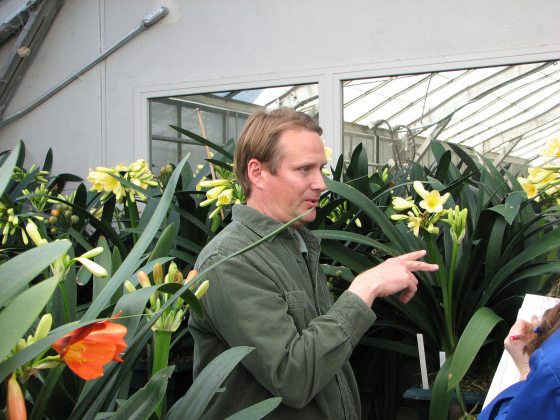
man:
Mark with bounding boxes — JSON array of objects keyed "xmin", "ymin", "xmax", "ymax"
[{"xmin": 188, "ymin": 108, "xmax": 438, "ymax": 419}]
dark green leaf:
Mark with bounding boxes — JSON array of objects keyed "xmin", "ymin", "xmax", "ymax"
[
  {"xmin": 111, "ymin": 366, "xmax": 174, "ymax": 420},
  {"xmin": 225, "ymin": 397, "xmax": 282, "ymax": 420},
  {"xmin": 447, "ymin": 307, "xmax": 502, "ymax": 389},
  {"xmin": 165, "ymin": 347, "xmax": 254, "ymax": 420},
  {"xmin": 0, "ymin": 240, "xmax": 71, "ymax": 308}
]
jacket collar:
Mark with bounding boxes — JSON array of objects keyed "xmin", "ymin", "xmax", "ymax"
[{"xmin": 232, "ymin": 204, "xmax": 321, "ymax": 251}]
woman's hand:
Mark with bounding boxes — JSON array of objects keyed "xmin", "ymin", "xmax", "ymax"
[{"xmin": 504, "ymin": 315, "xmax": 539, "ymax": 380}]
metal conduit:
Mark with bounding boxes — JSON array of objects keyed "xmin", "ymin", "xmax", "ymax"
[{"xmin": 0, "ymin": 5, "xmax": 169, "ymax": 129}]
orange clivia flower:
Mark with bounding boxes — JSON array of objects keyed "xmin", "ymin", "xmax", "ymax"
[
  {"xmin": 7, "ymin": 373, "xmax": 27, "ymax": 420},
  {"xmin": 52, "ymin": 313, "xmax": 127, "ymax": 380}
]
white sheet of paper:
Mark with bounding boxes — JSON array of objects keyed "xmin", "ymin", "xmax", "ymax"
[{"xmin": 483, "ymin": 294, "xmax": 560, "ymax": 407}]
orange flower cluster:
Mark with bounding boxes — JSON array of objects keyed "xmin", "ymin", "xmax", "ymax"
[{"xmin": 52, "ymin": 315, "xmax": 127, "ymax": 380}]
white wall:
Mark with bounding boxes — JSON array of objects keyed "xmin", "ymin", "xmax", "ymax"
[{"xmin": 1, "ymin": 0, "xmax": 559, "ymax": 177}]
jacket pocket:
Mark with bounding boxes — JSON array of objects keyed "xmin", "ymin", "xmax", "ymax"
[{"xmin": 286, "ymin": 290, "xmax": 307, "ymax": 333}]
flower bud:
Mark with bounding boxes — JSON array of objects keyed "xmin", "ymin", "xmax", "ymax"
[
  {"xmin": 194, "ymin": 280, "xmax": 210, "ymax": 299},
  {"xmin": 137, "ymin": 271, "xmax": 151, "ymax": 288},
  {"xmin": 166, "ymin": 262, "xmax": 178, "ymax": 285},
  {"xmin": 153, "ymin": 263, "xmax": 163, "ymax": 284},
  {"xmin": 7, "ymin": 373, "xmax": 27, "ymax": 420},
  {"xmin": 198, "ymin": 179, "xmax": 230, "ymax": 188},
  {"xmin": 34, "ymin": 313, "xmax": 53, "ymax": 341},
  {"xmin": 79, "ymin": 246, "xmax": 104, "ymax": 260},
  {"xmin": 185, "ymin": 269, "xmax": 198, "ymax": 283},
  {"xmin": 124, "ymin": 280, "xmax": 137, "ymax": 293},
  {"xmin": 25, "ymin": 220, "xmax": 44, "ymax": 247},
  {"xmin": 206, "ymin": 185, "xmax": 227, "ymax": 200},
  {"xmin": 16, "ymin": 338, "xmax": 27, "ymax": 353},
  {"xmin": 76, "ymin": 258, "xmax": 108, "ymax": 278}
]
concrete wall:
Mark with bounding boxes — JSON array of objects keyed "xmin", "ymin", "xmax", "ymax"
[{"xmin": 1, "ymin": 0, "xmax": 559, "ymax": 176}]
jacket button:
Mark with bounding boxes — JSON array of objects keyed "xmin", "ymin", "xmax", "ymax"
[{"xmin": 296, "ymin": 258, "xmax": 301, "ymax": 263}]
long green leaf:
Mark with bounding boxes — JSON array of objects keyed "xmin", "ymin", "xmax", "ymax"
[
  {"xmin": 170, "ymin": 125, "xmax": 233, "ymax": 160},
  {"xmin": 165, "ymin": 346, "xmax": 254, "ymax": 420},
  {"xmin": 0, "ymin": 277, "xmax": 58, "ymax": 361},
  {"xmin": 482, "ymin": 227, "xmax": 560, "ymax": 306},
  {"xmin": 429, "ymin": 356, "xmax": 453, "ymax": 420},
  {"xmin": 325, "ymin": 178, "xmax": 409, "ymax": 250},
  {"xmin": 447, "ymin": 307, "xmax": 502, "ymax": 389},
  {"xmin": 148, "ymin": 222, "xmax": 176, "ymax": 262},
  {"xmin": 111, "ymin": 366, "xmax": 174, "ymax": 420},
  {"xmin": 225, "ymin": 397, "xmax": 282, "ymax": 420},
  {"xmin": 314, "ymin": 230, "xmax": 398, "ymax": 256},
  {"xmin": 0, "ymin": 141, "xmax": 21, "ymax": 196},
  {"xmin": 0, "ymin": 240, "xmax": 71, "ymax": 308}
]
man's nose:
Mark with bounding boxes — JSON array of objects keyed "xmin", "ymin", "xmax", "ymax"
[{"xmin": 312, "ymin": 170, "xmax": 327, "ymax": 192}]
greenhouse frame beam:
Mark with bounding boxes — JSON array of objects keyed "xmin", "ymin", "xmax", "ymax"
[
  {"xmin": 408, "ymin": 62, "xmax": 552, "ymax": 128},
  {"xmin": 0, "ymin": 0, "xmax": 63, "ymax": 118},
  {"xmin": 480, "ymin": 103, "xmax": 560, "ymax": 154}
]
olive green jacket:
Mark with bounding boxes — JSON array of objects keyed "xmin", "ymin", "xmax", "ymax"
[{"xmin": 189, "ymin": 205, "xmax": 376, "ymax": 419}]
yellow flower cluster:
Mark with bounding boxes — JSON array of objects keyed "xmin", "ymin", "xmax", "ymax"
[
  {"xmin": 197, "ymin": 177, "xmax": 244, "ymax": 220},
  {"xmin": 87, "ymin": 159, "xmax": 158, "ymax": 204},
  {"xmin": 517, "ymin": 138, "xmax": 560, "ymax": 202},
  {"xmin": 391, "ymin": 181, "xmax": 465, "ymax": 241}
]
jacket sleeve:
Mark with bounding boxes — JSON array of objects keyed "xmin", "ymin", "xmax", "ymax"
[
  {"xmin": 500, "ymin": 344, "xmax": 560, "ymax": 419},
  {"xmin": 198, "ymin": 252, "xmax": 376, "ymax": 408}
]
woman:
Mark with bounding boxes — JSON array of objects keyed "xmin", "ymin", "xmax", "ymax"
[{"xmin": 478, "ymin": 303, "xmax": 560, "ymax": 419}]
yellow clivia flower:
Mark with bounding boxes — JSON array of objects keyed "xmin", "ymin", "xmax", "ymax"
[
  {"xmin": 542, "ymin": 137, "xmax": 560, "ymax": 158},
  {"xmin": 324, "ymin": 146, "xmax": 333, "ymax": 161},
  {"xmin": 518, "ymin": 177, "xmax": 538, "ymax": 199},
  {"xmin": 413, "ymin": 181, "xmax": 450, "ymax": 213},
  {"xmin": 392, "ymin": 196, "xmax": 415, "ymax": 211},
  {"xmin": 407, "ymin": 213, "xmax": 423, "ymax": 237},
  {"xmin": 206, "ymin": 185, "xmax": 227, "ymax": 200},
  {"xmin": 527, "ymin": 167, "xmax": 555, "ymax": 184},
  {"xmin": 217, "ymin": 188, "xmax": 233, "ymax": 205}
]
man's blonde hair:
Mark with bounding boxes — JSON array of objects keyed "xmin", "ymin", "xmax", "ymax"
[{"xmin": 234, "ymin": 108, "xmax": 322, "ymax": 197}]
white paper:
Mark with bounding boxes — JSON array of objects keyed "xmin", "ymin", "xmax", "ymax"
[{"xmin": 483, "ymin": 294, "xmax": 560, "ymax": 407}]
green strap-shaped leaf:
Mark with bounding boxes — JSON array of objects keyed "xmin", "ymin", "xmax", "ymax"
[
  {"xmin": 325, "ymin": 178, "xmax": 409, "ymax": 251},
  {"xmin": 111, "ymin": 366, "xmax": 175, "ymax": 420},
  {"xmin": 481, "ymin": 227, "xmax": 560, "ymax": 307},
  {"xmin": 0, "ymin": 141, "xmax": 21, "ymax": 196},
  {"xmin": 225, "ymin": 397, "xmax": 282, "ymax": 420},
  {"xmin": 0, "ymin": 277, "xmax": 58, "ymax": 361},
  {"xmin": 0, "ymin": 240, "xmax": 71, "ymax": 308},
  {"xmin": 148, "ymin": 222, "xmax": 176, "ymax": 263},
  {"xmin": 314, "ymin": 230, "xmax": 399, "ymax": 257},
  {"xmin": 170, "ymin": 125, "xmax": 233, "ymax": 161},
  {"xmin": 447, "ymin": 307, "xmax": 502, "ymax": 390},
  {"xmin": 429, "ymin": 356, "xmax": 453, "ymax": 420},
  {"xmin": 165, "ymin": 346, "xmax": 254, "ymax": 420}
]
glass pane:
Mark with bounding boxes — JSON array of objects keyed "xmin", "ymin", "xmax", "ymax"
[
  {"xmin": 151, "ymin": 102, "xmax": 177, "ymax": 137},
  {"xmin": 342, "ymin": 60, "xmax": 560, "ymax": 169},
  {"xmin": 149, "ymin": 83, "xmax": 319, "ymax": 170}
]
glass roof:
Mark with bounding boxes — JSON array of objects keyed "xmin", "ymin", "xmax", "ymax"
[
  {"xmin": 344, "ymin": 61, "xmax": 560, "ymax": 167},
  {"xmin": 203, "ymin": 61, "xmax": 560, "ymax": 168}
]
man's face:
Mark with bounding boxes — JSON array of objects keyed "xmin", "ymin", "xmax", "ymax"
[{"xmin": 249, "ymin": 129, "xmax": 327, "ymax": 227}]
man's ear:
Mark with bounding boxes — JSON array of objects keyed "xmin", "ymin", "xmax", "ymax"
[{"xmin": 247, "ymin": 158, "xmax": 264, "ymax": 190}]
